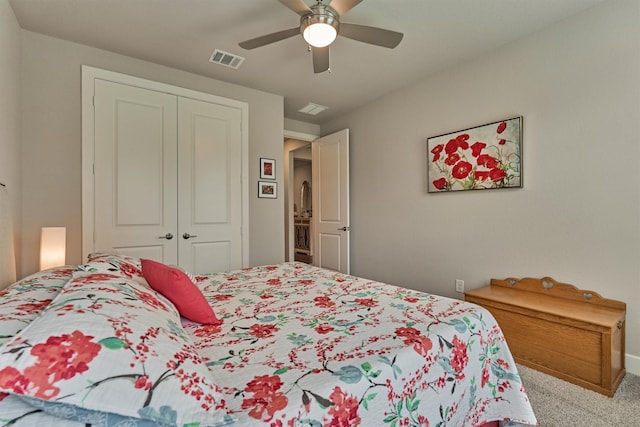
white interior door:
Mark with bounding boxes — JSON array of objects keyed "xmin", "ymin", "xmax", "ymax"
[
  {"xmin": 93, "ymin": 79, "xmax": 178, "ymax": 263},
  {"xmin": 178, "ymin": 97, "xmax": 243, "ymax": 274},
  {"xmin": 312, "ymin": 128, "xmax": 350, "ymax": 273}
]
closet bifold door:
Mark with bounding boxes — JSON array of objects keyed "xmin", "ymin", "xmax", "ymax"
[
  {"xmin": 93, "ymin": 79, "xmax": 179, "ymax": 264},
  {"xmin": 177, "ymin": 97, "xmax": 243, "ymax": 274}
]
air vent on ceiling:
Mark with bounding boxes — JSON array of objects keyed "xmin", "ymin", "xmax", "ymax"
[
  {"xmin": 209, "ymin": 49, "xmax": 245, "ymax": 69},
  {"xmin": 298, "ymin": 102, "xmax": 328, "ymax": 116}
]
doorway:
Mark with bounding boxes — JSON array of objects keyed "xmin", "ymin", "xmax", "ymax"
[
  {"xmin": 284, "ymin": 138, "xmax": 313, "ymax": 263},
  {"xmin": 292, "ymin": 147, "xmax": 312, "ymax": 264}
]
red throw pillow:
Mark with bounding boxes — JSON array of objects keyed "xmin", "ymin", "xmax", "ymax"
[{"xmin": 141, "ymin": 259, "xmax": 222, "ymax": 325}]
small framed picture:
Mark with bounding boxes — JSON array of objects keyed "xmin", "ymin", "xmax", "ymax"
[
  {"xmin": 258, "ymin": 181, "xmax": 277, "ymax": 198},
  {"xmin": 260, "ymin": 158, "xmax": 276, "ymax": 180}
]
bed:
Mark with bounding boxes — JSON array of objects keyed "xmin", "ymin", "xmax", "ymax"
[{"xmin": 0, "ymin": 253, "xmax": 537, "ymax": 427}]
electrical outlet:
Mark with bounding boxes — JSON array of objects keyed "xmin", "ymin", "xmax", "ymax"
[{"xmin": 455, "ymin": 279, "xmax": 464, "ymax": 293}]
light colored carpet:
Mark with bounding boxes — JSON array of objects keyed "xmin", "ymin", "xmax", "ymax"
[{"xmin": 517, "ymin": 364, "xmax": 640, "ymax": 426}]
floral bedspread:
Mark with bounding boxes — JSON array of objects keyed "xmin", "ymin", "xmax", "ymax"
[
  {"xmin": 0, "ymin": 258, "xmax": 536, "ymax": 427},
  {"xmin": 185, "ymin": 262, "xmax": 536, "ymax": 427}
]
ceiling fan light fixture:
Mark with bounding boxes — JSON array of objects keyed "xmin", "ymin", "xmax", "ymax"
[
  {"xmin": 303, "ymin": 22, "xmax": 337, "ymax": 48},
  {"xmin": 300, "ymin": 7, "xmax": 339, "ymax": 48}
]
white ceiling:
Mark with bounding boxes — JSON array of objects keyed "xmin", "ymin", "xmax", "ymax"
[{"xmin": 9, "ymin": 0, "xmax": 607, "ymax": 124}]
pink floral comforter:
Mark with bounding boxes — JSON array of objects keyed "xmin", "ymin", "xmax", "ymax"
[{"xmin": 0, "ymin": 259, "xmax": 536, "ymax": 427}]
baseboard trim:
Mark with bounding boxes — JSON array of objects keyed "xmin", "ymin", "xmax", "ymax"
[{"xmin": 626, "ymin": 353, "xmax": 640, "ymax": 376}]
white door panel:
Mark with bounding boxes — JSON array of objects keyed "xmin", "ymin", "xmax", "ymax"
[
  {"xmin": 190, "ymin": 242, "xmax": 231, "ymax": 275},
  {"xmin": 94, "ymin": 79, "xmax": 178, "ymax": 264},
  {"xmin": 318, "ymin": 143, "xmax": 341, "ymax": 221},
  {"xmin": 312, "ymin": 129, "xmax": 350, "ymax": 273},
  {"xmin": 178, "ymin": 97, "xmax": 243, "ymax": 274},
  {"xmin": 317, "ymin": 233, "xmax": 342, "ymax": 272}
]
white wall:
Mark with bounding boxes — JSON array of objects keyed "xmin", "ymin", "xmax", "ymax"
[
  {"xmin": 0, "ymin": 0, "xmax": 21, "ymax": 285},
  {"xmin": 322, "ymin": 0, "xmax": 640, "ymax": 369},
  {"xmin": 19, "ymin": 30, "xmax": 285, "ymax": 276}
]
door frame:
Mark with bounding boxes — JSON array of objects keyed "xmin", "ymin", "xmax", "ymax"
[{"xmin": 81, "ymin": 66, "xmax": 249, "ymax": 265}]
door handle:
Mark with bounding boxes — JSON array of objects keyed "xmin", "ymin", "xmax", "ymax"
[
  {"xmin": 338, "ymin": 226, "xmax": 351, "ymax": 231},
  {"xmin": 159, "ymin": 233, "xmax": 173, "ymax": 240},
  {"xmin": 182, "ymin": 233, "xmax": 198, "ymax": 239}
]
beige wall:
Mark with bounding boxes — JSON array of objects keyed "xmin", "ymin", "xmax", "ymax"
[
  {"xmin": 20, "ymin": 30, "xmax": 285, "ymax": 276},
  {"xmin": 284, "ymin": 118, "xmax": 320, "ymax": 137},
  {"xmin": 0, "ymin": 0, "xmax": 21, "ymax": 285},
  {"xmin": 323, "ymin": 0, "xmax": 640, "ymax": 369}
]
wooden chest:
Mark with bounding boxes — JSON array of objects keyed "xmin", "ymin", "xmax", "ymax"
[{"xmin": 465, "ymin": 277, "xmax": 626, "ymax": 397}]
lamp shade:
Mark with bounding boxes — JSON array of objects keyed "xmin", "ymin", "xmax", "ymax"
[{"xmin": 40, "ymin": 227, "xmax": 66, "ymax": 270}]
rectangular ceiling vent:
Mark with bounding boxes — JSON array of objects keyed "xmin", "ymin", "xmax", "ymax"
[
  {"xmin": 298, "ymin": 102, "xmax": 328, "ymax": 116},
  {"xmin": 209, "ymin": 49, "xmax": 245, "ymax": 69}
]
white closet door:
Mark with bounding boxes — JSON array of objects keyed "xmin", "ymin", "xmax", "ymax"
[
  {"xmin": 177, "ymin": 97, "xmax": 243, "ymax": 274},
  {"xmin": 94, "ymin": 79, "xmax": 178, "ymax": 263}
]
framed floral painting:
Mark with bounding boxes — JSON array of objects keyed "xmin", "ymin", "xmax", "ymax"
[
  {"xmin": 427, "ymin": 116, "xmax": 522, "ymax": 193},
  {"xmin": 260, "ymin": 158, "xmax": 276, "ymax": 180},
  {"xmin": 258, "ymin": 181, "xmax": 277, "ymax": 198}
]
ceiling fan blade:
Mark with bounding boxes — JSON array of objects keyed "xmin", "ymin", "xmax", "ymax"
[
  {"xmin": 339, "ymin": 23, "xmax": 403, "ymax": 48},
  {"xmin": 328, "ymin": 0, "xmax": 362, "ymax": 16},
  {"xmin": 278, "ymin": 0, "xmax": 312, "ymax": 16},
  {"xmin": 312, "ymin": 46, "xmax": 330, "ymax": 73},
  {"xmin": 239, "ymin": 27, "xmax": 300, "ymax": 50}
]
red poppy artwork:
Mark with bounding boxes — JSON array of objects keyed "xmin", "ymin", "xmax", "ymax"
[{"xmin": 427, "ymin": 117, "xmax": 522, "ymax": 192}]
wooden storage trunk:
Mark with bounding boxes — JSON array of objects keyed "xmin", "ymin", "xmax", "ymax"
[{"xmin": 465, "ymin": 277, "xmax": 626, "ymax": 397}]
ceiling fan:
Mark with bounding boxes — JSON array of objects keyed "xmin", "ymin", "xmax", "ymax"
[{"xmin": 239, "ymin": 0, "xmax": 403, "ymax": 73}]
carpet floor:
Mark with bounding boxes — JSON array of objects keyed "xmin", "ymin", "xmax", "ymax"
[{"xmin": 517, "ymin": 364, "xmax": 640, "ymax": 426}]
